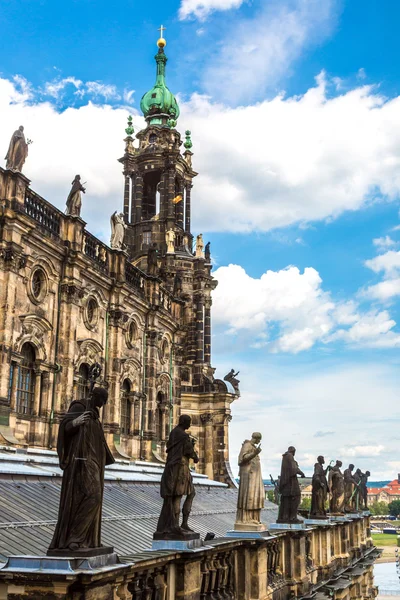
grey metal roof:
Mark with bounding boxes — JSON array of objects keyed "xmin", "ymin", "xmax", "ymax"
[{"xmin": 0, "ymin": 449, "xmax": 279, "ymax": 561}]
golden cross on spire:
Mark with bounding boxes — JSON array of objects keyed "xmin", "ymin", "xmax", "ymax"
[{"xmin": 158, "ymin": 24, "xmax": 166, "ymax": 38}]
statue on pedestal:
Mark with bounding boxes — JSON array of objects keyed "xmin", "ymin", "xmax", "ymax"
[
  {"xmin": 195, "ymin": 233, "xmax": 204, "ymax": 258},
  {"xmin": 147, "ymin": 243, "xmax": 159, "ymax": 275},
  {"xmin": 343, "ymin": 464, "xmax": 357, "ymax": 512},
  {"xmin": 155, "ymin": 415, "xmax": 199, "ymax": 539},
  {"xmin": 310, "ymin": 456, "xmax": 329, "ymax": 519},
  {"xmin": 110, "ymin": 211, "xmax": 127, "ymax": 250},
  {"xmin": 166, "ymin": 228, "xmax": 176, "ymax": 254},
  {"xmin": 277, "ymin": 446, "xmax": 305, "ymax": 524},
  {"xmin": 235, "ymin": 433, "xmax": 265, "ymax": 531},
  {"xmin": 205, "ymin": 242, "xmax": 211, "ymax": 261},
  {"xmin": 5, "ymin": 126, "xmax": 29, "ymax": 172},
  {"xmin": 329, "ymin": 460, "xmax": 344, "ymax": 514},
  {"xmin": 353, "ymin": 468, "xmax": 362, "ymax": 511},
  {"xmin": 224, "ymin": 369, "xmax": 240, "ymax": 395},
  {"xmin": 66, "ymin": 175, "xmax": 86, "ymax": 216},
  {"xmin": 360, "ymin": 470, "xmax": 370, "ymax": 510},
  {"xmin": 48, "ymin": 385, "xmax": 115, "ymax": 556}
]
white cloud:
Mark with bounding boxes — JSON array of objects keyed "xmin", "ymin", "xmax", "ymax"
[
  {"xmin": 3, "ymin": 73, "xmax": 400, "ymax": 236},
  {"xmin": 201, "ymin": 0, "xmax": 338, "ymax": 103},
  {"xmin": 373, "ymin": 235, "xmax": 397, "ymax": 250},
  {"xmin": 212, "ymin": 264, "xmax": 400, "ymax": 353},
  {"xmin": 179, "ymin": 0, "xmax": 244, "ymax": 20},
  {"xmin": 44, "ymin": 77, "xmax": 83, "ymax": 99},
  {"xmin": 365, "ymin": 250, "xmax": 400, "ymax": 276},
  {"xmin": 341, "ymin": 445, "xmax": 385, "ymax": 458},
  {"xmin": 85, "ymin": 81, "xmax": 120, "ymax": 101},
  {"xmin": 364, "ymin": 250, "xmax": 400, "ymax": 301}
]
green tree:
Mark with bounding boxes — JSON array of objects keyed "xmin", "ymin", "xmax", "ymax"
[
  {"xmin": 388, "ymin": 500, "xmax": 400, "ymax": 517},
  {"xmin": 267, "ymin": 490, "xmax": 276, "ymax": 504},
  {"xmin": 300, "ymin": 497, "xmax": 311, "ymax": 510},
  {"xmin": 369, "ymin": 501, "xmax": 388, "ymax": 516}
]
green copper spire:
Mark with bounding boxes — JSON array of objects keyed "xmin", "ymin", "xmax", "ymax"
[
  {"xmin": 125, "ymin": 115, "xmax": 134, "ymax": 136},
  {"xmin": 184, "ymin": 130, "xmax": 193, "ymax": 149},
  {"xmin": 140, "ymin": 29, "xmax": 180, "ymax": 127}
]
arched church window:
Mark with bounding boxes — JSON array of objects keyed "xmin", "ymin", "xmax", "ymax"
[
  {"xmin": 77, "ymin": 364, "xmax": 90, "ymax": 399},
  {"xmin": 121, "ymin": 380, "xmax": 132, "ymax": 435},
  {"xmin": 16, "ymin": 343, "xmax": 36, "ymax": 415},
  {"xmin": 149, "ymin": 133, "xmax": 157, "ymax": 144}
]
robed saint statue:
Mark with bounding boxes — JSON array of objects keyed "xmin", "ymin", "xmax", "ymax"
[
  {"xmin": 5, "ymin": 126, "xmax": 29, "ymax": 172},
  {"xmin": 235, "ymin": 432, "xmax": 265, "ymax": 530},
  {"xmin": 48, "ymin": 387, "xmax": 115, "ymax": 555},
  {"xmin": 277, "ymin": 446, "xmax": 305, "ymax": 524},
  {"xmin": 155, "ymin": 414, "xmax": 199, "ymax": 539}
]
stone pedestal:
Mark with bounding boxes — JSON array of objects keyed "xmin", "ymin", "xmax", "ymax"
[
  {"xmin": 234, "ymin": 522, "xmax": 266, "ymax": 532},
  {"xmin": 152, "ymin": 531, "xmax": 203, "ymax": 551},
  {"xmin": 47, "ymin": 546, "xmax": 114, "ymax": 558},
  {"xmin": 269, "ymin": 522, "xmax": 308, "ymax": 532},
  {"xmin": 1, "ymin": 552, "xmax": 121, "ymax": 573},
  {"xmin": 304, "ymin": 518, "xmax": 331, "ymax": 526}
]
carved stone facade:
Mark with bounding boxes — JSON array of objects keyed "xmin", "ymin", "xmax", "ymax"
[{"xmin": 0, "ymin": 122, "xmax": 235, "ymax": 482}]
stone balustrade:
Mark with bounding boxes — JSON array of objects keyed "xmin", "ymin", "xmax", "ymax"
[{"xmin": 0, "ymin": 516, "xmax": 379, "ymax": 600}]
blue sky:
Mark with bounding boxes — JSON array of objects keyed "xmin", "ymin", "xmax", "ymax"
[{"xmin": 1, "ymin": 0, "xmax": 400, "ymax": 478}]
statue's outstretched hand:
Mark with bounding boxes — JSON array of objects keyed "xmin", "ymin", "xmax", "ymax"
[{"xmin": 72, "ymin": 411, "xmax": 92, "ymax": 428}]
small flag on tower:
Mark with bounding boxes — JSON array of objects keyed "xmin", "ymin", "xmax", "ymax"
[{"xmin": 173, "ymin": 194, "xmax": 183, "ymax": 204}]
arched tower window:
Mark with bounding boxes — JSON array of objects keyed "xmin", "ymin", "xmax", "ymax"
[
  {"xmin": 77, "ymin": 364, "xmax": 90, "ymax": 399},
  {"xmin": 121, "ymin": 380, "xmax": 132, "ymax": 435},
  {"xmin": 16, "ymin": 343, "xmax": 36, "ymax": 415},
  {"xmin": 156, "ymin": 391, "xmax": 168, "ymax": 441}
]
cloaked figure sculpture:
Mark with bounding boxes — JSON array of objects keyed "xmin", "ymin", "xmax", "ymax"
[
  {"xmin": 48, "ymin": 386, "xmax": 115, "ymax": 556},
  {"xmin": 360, "ymin": 470, "xmax": 370, "ymax": 510},
  {"xmin": 329, "ymin": 460, "xmax": 344, "ymax": 514},
  {"xmin": 155, "ymin": 414, "xmax": 199, "ymax": 540},
  {"xmin": 343, "ymin": 464, "xmax": 358, "ymax": 512},
  {"xmin": 66, "ymin": 175, "xmax": 86, "ymax": 217},
  {"xmin": 310, "ymin": 456, "xmax": 329, "ymax": 519},
  {"xmin": 235, "ymin": 432, "xmax": 265, "ymax": 531},
  {"xmin": 277, "ymin": 446, "xmax": 305, "ymax": 524},
  {"xmin": 5, "ymin": 126, "xmax": 29, "ymax": 172},
  {"xmin": 110, "ymin": 211, "xmax": 127, "ymax": 250},
  {"xmin": 147, "ymin": 243, "xmax": 159, "ymax": 276}
]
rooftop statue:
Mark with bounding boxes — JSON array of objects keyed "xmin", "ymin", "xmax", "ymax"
[
  {"xmin": 66, "ymin": 175, "xmax": 86, "ymax": 217},
  {"xmin": 310, "ymin": 456, "xmax": 330, "ymax": 519},
  {"xmin": 110, "ymin": 211, "xmax": 127, "ymax": 250},
  {"xmin": 360, "ymin": 470, "xmax": 370, "ymax": 510},
  {"xmin": 235, "ymin": 432, "xmax": 265, "ymax": 531},
  {"xmin": 353, "ymin": 468, "xmax": 362, "ymax": 511},
  {"xmin": 155, "ymin": 414, "xmax": 199, "ymax": 540},
  {"xmin": 48, "ymin": 379, "xmax": 115, "ymax": 556},
  {"xmin": 195, "ymin": 233, "xmax": 204, "ymax": 258},
  {"xmin": 343, "ymin": 464, "xmax": 358, "ymax": 513},
  {"xmin": 224, "ymin": 369, "xmax": 240, "ymax": 395},
  {"xmin": 329, "ymin": 460, "xmax": 344, "ymax": 514},
  {"xmin": 166, "ymin": 228, "xmax": 175, "ymax": 254},
  {"xmin": 5, "ymin": 126, "xmax": 29, "ymax": 172},
  {"xmin": 277, "ymin": 446, "xmax": 305, "ymax": 524}
]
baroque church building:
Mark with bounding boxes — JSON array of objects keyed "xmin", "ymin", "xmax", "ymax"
[{"xmin": 0, "ymin": 35, "xmax": 237, "ymax": 484}]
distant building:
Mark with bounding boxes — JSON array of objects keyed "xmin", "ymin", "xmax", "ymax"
[{"xmin": 368, "ymin": 475, "xmax": 400, "ymax": 505}]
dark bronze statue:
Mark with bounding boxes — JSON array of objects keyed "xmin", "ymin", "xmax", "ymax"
[
  {"xmin": 310, "ymin": 456, "xmax": 329, "ymax": 518},
  {"xmin": 147, "ymin": 243, "xmax": 159, "ymax": 276},
  {"xmin": 173, "ymin": 272, "xmax": 183, "ymax": 296},
  {"xmin": 277, "ymin": 446, "xmax": 305, "ymax": 524},
  {"xmin": 155, "ymin": 414, "xmax": 199, "ymax": 539},
  {"xmin": 328, "ymin": 460, "xmax": 344, "ymax": 514},
  {"xmin": 224, "ymin": 369, "xmax": 240, "ymax": 395},
  {"xmin": 353, "ymin": 468, "xmax": 362, "ymax": 511},
  {"xmin": 48, "ymin": 386, "xmax": 115, "ymax": 556},
  {"xmin": 205, "ymin": 241, "xmax": 211, "ymax": 261},
  {"xmin": 5, "ymin": 126, "xmax": 29, "ymax": 172},
  {"xmin": 360, "ymin": 470, "xmax": 370, "ymax": 510},
  {"xmin": 270, "ymin": 474, "xmax": 281, "ymax": 505},
  {"xmin": 66, "ymin": 175, "xmax": 86, "ymax": 216},
  {"xmin": 343, "ymin": 464, "xmax": 357, "ymax": 512}
]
